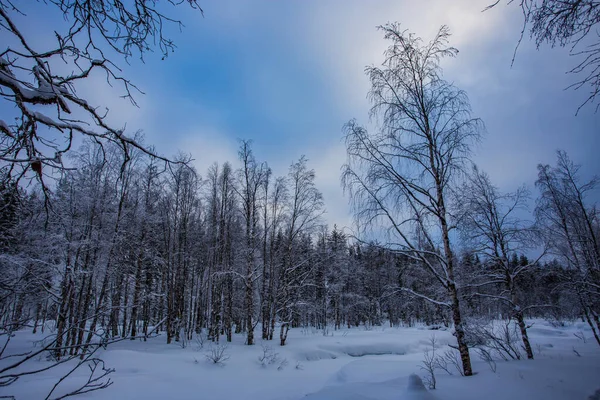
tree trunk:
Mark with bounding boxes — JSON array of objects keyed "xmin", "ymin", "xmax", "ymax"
[
  {"xmin": 246, "ymin": 279, "xmax": 254, "ymax": 345},
  {"xmin": 581, "ymin": 298, "xmax": 600, "ymax": 346},
  {"xmin": 224, "ymin": 276, "xmax": 233, "ymax": 342},
  {"xmin": 130, "ymin": 252, "xmax": 144, "ymax": 339},
  {"xmin": 55, "ymin": 266, "xmax": 73, "ymax": 360},
  {"xmin": 32, "ymin": 302, "xmax": 41, "ymax": 334},
  {"xmin": 121, "ymin": 276, "xmax": 130, "ymax": 339},
  {"xmin": 81, "ymin": 270, "xmax": 109, "ymax": 359},
  {"xmin": 75, "ymin": 275, "xmax": 94, "ymax": 354},
  {"xmin": 280, "ymin": 322, "xmax": 289, "ymax": 346},
  {"xmin": 515, "ymin": 311, "xmax": 534, "ymax": 359},
  {"xmin": 449, "ymin": 283, "xmax": 472, "ymax": 376}
]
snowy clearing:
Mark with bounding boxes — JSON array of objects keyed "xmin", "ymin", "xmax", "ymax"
[{"xmin": 2, "ymin": 319, "xmax": 599, "ymax": 400}]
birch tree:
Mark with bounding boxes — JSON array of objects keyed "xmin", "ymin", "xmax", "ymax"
[
  {"xmin": 535, "ymin": 151, "xmax": 600, "ymax": 344},
  {"xmin": 342, "ymin": 23, "xmax": 482, "ymax": 375},
  {"xmin": 236, "ymin": 141, "xmax": 267, "ymax": 345},
  {"xmin": 456, "ymin": 165, "xmax": 543, "ymax": 359},
  {"xmin": 260, "ymin": 174, "xmax": 287, "ymax": 340},
  {"xmin": 279, "ymin": 156, "xmax": 324, "ymax": 345}
]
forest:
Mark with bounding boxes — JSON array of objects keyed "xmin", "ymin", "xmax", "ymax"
[{"xmin": 0, "ymin": 0, "xmax": 599, "ymax": 399}]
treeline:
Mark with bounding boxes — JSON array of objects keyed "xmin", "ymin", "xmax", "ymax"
[
  {"xmin": 0, "ymin": 139, "xmax": 597, "ymax": 358},
  {"xmin": 0, "ymin": 140, "xmax": 398, "ymax": 351}
]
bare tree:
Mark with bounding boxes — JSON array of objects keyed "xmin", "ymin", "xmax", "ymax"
[
  {"xmin": 0, "ymin": 141, "xmax": 159, "ymax": 399},
  {"xmin": 535, "ymin": 150, "xmax": 600, "ymax": 344},
  {"xmin": 205, "ymin": 162, "xmax": 238, "ymax": 343},
  {"xmin": 260, "ymin": 174, "xmax": 287, "ymax": 341},
  {"xmin": 0, "ymin": 327, "xmax": 115, "ymax": 400},
  {"xmin": 456, "ymin": 165, "xmax": 544, "ymax": 359},
  {"xmin": 236, "ymin": 140, "xmax": 267, "ymax": 345},
  {"xmin": 160, "ymin": 159, "xmax": 201, "ymax": 343},
  {"xmin": 0, "ymin": 0, "xmax": 201, "ymax": 190},
  {"xmin": 342, "ymin": 23, "xmax": 482, "ymax": 376},
  {"xmin": 486, "ymin": 0, "xmax": 600, "ymax": 112},
  {"xmin": 279, "ymin": 156, "xmax": 324, "ymax": 346}
]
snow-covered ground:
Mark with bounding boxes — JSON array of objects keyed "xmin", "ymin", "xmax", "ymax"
[{"xmin": 2, "ymin": 320, "xmax": 600, "ymax": 400}]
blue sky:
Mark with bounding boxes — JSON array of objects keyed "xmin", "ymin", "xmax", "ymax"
[{"xmin": 6, "ymin": 0, "xmax": 598, "ymax": 229}]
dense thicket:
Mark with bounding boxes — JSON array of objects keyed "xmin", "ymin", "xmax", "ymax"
[
  {"xmin": 0, "ymin": 141, "xmax": 399, "ymax": 349},
  {"xmin": 1, "ymin": 141, "xmax": 597, "ymax": 350}
]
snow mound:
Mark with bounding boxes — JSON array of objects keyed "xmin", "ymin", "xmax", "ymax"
[
  {"xmin": 319, "ymin": 342, "xmax": 411, "ymax": 357},
  {"xmin": 297, "ymin": 349, "xmax": 338, "ymax": 361},
  {"xmin": 527, "ymin": 327, "xmax": 568, "ymax": 337},
  {"xmin": 302, "ymin": 386, "xmax": 378, "ymax": 400},
  {"xmin": 302, "ymin": 374, "xmax": 437, "ymax": 400},
  {"xmin": 328, "ymin": 359, "xmax": 412, "ymax": 385},
  {"xmin": 405, "ymin": 374, "xmax": 437, "ymax": 400},
  {"xmin": 298, "ymin": 340, "xmax": 417, "ymax": 360}
]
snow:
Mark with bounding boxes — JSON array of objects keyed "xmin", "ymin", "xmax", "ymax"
[
  {"xmin": 0, "ymin": 68, "xmax": 55, "ymax": 102},
  {"xmin": 2, "ymin": 320, "xmax": 599, "ymax": 400},
  {"xmin": 0, "ymin": 119, "xmax": 10, "ymax": 133},
  {"xmin": 1, "ymin": 62, "xmax": 70, "ymax": 112}
]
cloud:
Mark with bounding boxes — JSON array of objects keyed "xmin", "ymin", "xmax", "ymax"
[
  {"xmin": 13, "ymin": 0, "xmax": 596, "ymax": 227},
  {"xmin": 296, "ymin": 0, "xmax": 515, "ymax": 117},
  {"xmin": 174, "ymin": 126, "xmax": 240, "ymax": 177},
  {"xmin": 310, "ymin": 141, "xmax": 353, "ymax": 231}
]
